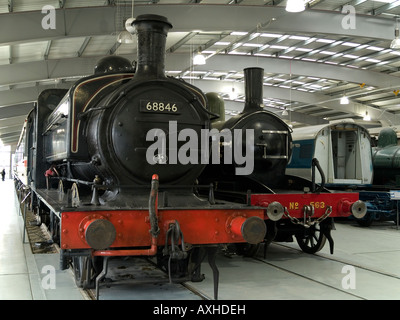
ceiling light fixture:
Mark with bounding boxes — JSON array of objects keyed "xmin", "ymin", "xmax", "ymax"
[
  {"xmin": 229, "ymin": 87, "xmax": 238, "ymax": 100},
  {"xmin": 193, "ymin": 52, "xmax": 206, "ymax": 65},
  {"xmin": 363, "ymin": 111, "xmax": 371, "ymax": 121},
  {"xmin": 117, "ymin": 30, "xmax": 134, "ymax": 44},
  {"xmin": 340, "ymin": 95, "xmax": 349, "ymax": 105},
  {"xmin": 391, "ymin": 27, "xmax": 400, "ymax": 49},
  {"xmin": 286, "ymin": 0, "xmax": 306, "ymax": 13},
  {"xmin": 117, "ymin": 0, "xmax": 135, "ymax": 44}
]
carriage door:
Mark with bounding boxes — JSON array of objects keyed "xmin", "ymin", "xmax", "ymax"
[{"xmin": 331, "ymin": 127, "xmax": 359, "ymax": 184}]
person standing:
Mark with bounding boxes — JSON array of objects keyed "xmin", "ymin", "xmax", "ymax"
[{"xmin": 1, "ymin": 169, "xmax": 5, "ymax": 181}]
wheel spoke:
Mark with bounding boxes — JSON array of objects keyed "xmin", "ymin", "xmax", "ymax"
[{"xmin": 295, "ymin": 223, "xmax": 327, "ymax": 254}]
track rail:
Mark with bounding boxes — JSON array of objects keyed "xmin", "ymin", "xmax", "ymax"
[
  {"xmin": 82, "ymin": 237, "xmax": 400, "ymax": 300},
  {"xmin": 85, "ymin": 256, "xmax": 210, "ymax": 300}
]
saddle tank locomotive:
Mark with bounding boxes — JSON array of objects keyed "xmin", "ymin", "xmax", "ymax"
[
  {"xmin": 14, "ymin": 14, "xmax": 266, "ymax": 299},
  {"xmin": 199, "ymin": 67, "xmax": 367, "ymax": 255}
]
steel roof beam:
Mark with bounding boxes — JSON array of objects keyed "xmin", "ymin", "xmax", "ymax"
[
  {"xmin": 0, "ymin": 52, "xmax": 398, "ymax": 90},
  {"xmin": 170, "ymin": 54, "xmax": 400, "ymax": 89},
  {"xmin": 190, "ymin": 79, "xmax": 398, "ymax": 125},
  {"xmin": 335, "ymin": 0, "xmax": 367, "ymax": 10},
  {"xmin": 77, "ymin": 37, "xmax": 91, "ymax": 57},
  {"xmin": 372, "ymin": 0, "xmax": 400, "ymax": 16},
  {"xmin": 0, "ymin": 53, "xmax": 399, "ymax": 98},
  {"xmin": 0, "ymin": 5, "xmax": 396, "ymax": 46},
  {"xmin": 0, "ymin": 103, "xmax": 34, "ymax": 119},
  {"xmin": 0, "ymin": 84, "xmax": 71, "ymax": 107},
  {"xmin": 223, "ymin": 99, "xmax": 328, "ymax": 125}
]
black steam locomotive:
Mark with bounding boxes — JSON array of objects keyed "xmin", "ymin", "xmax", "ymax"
[
  {"xmin": 14, "ymin": 14, "xmax": 267, "ymax": 299},
  {"xmin": 200, "ymin": 67, "xmax": 366, "ymax": 256},
  {"xmin": 201, "ymin": 67, "xmax": 292, "ymax": 193}
]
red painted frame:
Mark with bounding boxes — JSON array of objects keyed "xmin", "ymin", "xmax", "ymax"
[
  {"xmin": 60, "ymin": 208, "xmax": 265, "ymax": 252},
  {"xmin": 250, "ymin": 192, "xmax": 360, "ymax": 219}
]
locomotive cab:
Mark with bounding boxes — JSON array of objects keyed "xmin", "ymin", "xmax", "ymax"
[{"xmin": 40, "ymin": 57, "xmax": 135, "ymax": 188}]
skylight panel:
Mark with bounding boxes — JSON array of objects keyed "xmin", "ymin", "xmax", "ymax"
[
  {"xmin": 295, "ymin": 48, "xmax": 313, "ymax": 52},
  {"xmin": 260, "ymin": 33, "xmax": 283, "ymax": 38},
  {"xmin": 228, "ymin": 51, "xmax": 249, "ymax": 55},
  {"xmin": 342, "ymin": 42, "xmax": 361, "ymax": 47},
  {"xmin": 302, "ymin": 58, "xmax": 317, "ymax": 62},
  {"xmin": 289, "ymin": 36, "xmax": 310, "ymax": 41},
  {"xmin": 316, "ymin": 39, "xmax": 335, "ymax": 44},
  {"xmin": 366, "ymin": 46, "xmax": 385, "ymax": 51},
  {"xmin": 343, "ymin": 54, "xmax": 360, "ymax": 59},
  {"xmin": 270, "ymin": 45, "xmax": 289, "ymax": 50},
  {"xmin": 365, "ymin": 58, "xmax": 382, "ymax": 63},
  {"xmin": 308, "ymin": 84, "xmax": 323, "ymax": 89},
  {"xmin": 254, "ymin": 53, "xmax": 272, "ymax": 57},
  {"xmin": 320, "ymin": 51, "xmax": 336, "ymax": 55},
  {"xmin": 242, "ymin": 43, "xmax": 263, "ymax": 47},
  {"xmin": 230, "ymin": 32, "xmax": 248, "ymax": 36}
]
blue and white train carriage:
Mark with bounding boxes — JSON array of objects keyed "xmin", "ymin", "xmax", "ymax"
[{"xmin": 286, "ymin": 121, "xmax": 373, "ymax": 188}]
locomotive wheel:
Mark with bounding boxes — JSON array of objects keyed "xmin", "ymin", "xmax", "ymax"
[
  {"xmin": 295, "ymin": 224, "xmax": 326, "ymax": 254},
  {"xmin": 73, "ymin": 256, "xmax": 103, "ymax": 289},
  {"xmin": 355, "ymin": 212, "xmax": 374, "ymax": 227},
  {"xmin": 73, "ymin": 256, "xmax": 90, "ymax": 288},
  {"xmin": 37, "ymin": 206, "xmax": 50, "ymax": 226},
  {"xmin": 234, "ymin": 243, "xmax": 261, "ymax": 257}
]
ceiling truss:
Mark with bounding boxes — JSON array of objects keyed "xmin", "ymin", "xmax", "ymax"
[{"xmin": 2, "ymin": 1, "xmax": 400, "ymax": 146}]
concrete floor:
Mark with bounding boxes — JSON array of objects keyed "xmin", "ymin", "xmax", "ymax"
[
  {"xmin": 188, "ymin": 220, "xmax": 400, "ymax": 300},
  {"xmin": 0, "ymin": 179, "xmax": 86, "ymax": 300},
  {"xmin": 1, "ymin": 178, "xmax": 400, "ymax": 300}
]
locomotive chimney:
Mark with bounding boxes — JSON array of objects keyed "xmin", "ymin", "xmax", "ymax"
[
  {"xmin": 131, "ymin": 14, "xmax": 172, "ymax": 79},
  {"xmin": 242, "ymin": 67, "xmax": 265, "ymax": 113}
]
